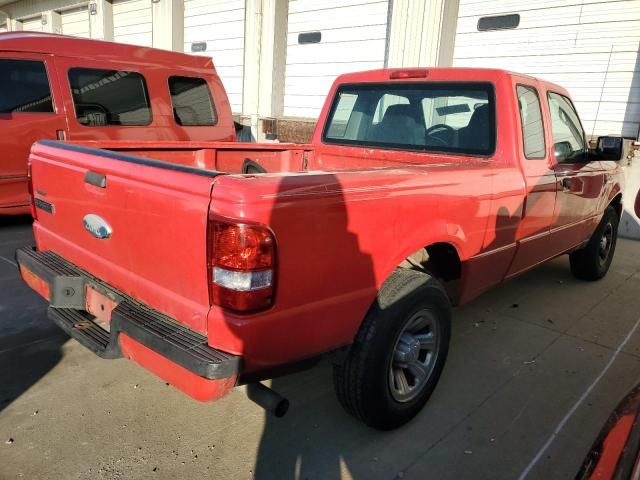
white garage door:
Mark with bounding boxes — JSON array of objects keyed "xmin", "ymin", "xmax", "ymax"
[
  {"xmin": 21, "ymin": 16, "xmax": 43, "ymax": 32},
  {"xmin": 284, "ymin": 0, "xmax": 389, "ymax": 118},
  {"xmin": 0, "ymin": 22, "xmax": 7, "ymax": 32},
  {"xmin": 60, "ymin": 6, "xmax": 91, "ymax": 38},
  {"xmin": 184, "ymin": 0, "xmax": 245, "ymax": 113},
  {"xmin": 453, "ymin": 0, "xmax": 640, "ymax": 138},
  {"xmin": 113, "ymin": 0, "xmax": 152, "ymax": 47}
]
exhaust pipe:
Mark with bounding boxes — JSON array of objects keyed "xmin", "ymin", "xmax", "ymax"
[{"xmin": 246, "ymin": 382, "xmax": 289, "ymax": 417}]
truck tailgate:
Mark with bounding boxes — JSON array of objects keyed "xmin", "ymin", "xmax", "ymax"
[{"xmin": 29, "ymin": 141, "xmax": 218, "ymax": 333}]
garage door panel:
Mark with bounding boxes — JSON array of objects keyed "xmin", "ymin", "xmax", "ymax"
[
  {"xmin": 21, "ymin": 17, "xmax": 43, "ymax": 32},
  {"xmin": 113, "ymin": 0, "xmax": 152, "ymax": 47},
  {"xmin": 184, "ymin": 0, "xmax": 244, "ymax": 113},
  {"xmin": 0, "ymin": 23, "xmax": 7, "ymax": 32},
  {"xmin": 184, "ymin": 22, "xmax": 244, "ymax": 41},
  {"xmin": 289, "ymin": 0, "xmax": 385, "ymax": 13},
  {"xmin": 288, "ymin": 7, "xmax": 388, "ymax": 32},
  {"xmin": 284, "ymin": 0, "xmax": 388, "ymax": 118},
  {"xmin": 61, "ymin": 6, "xmax": 90, "ymax": 38},
  {"xmin": 286, "ymin": 24, "xmax": 386, "ymax": 46},
  {"xmin": 286, "ymin": 61, "xmax": 383, "ymax": 79},
  {"xmin": 454, "ymin": 0, "xmax": 640, "ymax": 137},
  {"xmin": 287, "ymin": 39, "xmax": 386, "ymax": 64},
  {"xmin": 183, "ymin": 6, "xmax": 244, "ymax": 23}
]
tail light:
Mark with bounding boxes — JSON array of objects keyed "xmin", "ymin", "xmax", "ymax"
[
  {"xmin": 27, "ymin": 158, "xmax": 37, "ymax": 220},
  {"xmin": 208, "ymin": 218, "xmax": 276, "ymax": 313}
]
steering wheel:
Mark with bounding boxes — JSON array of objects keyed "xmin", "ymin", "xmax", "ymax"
[{"xmin": 425, "ymin": 123, "xmax": 455, "ymax": 146}]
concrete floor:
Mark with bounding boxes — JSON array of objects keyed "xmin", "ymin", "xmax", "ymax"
[{"xmin": 1, "ymin": 216, "xmax": 640, "ymax": 480}]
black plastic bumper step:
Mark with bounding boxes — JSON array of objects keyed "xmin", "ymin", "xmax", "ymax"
[{"xmin": 16, "ymin": 247, "xmax": 241, "ymax": 379}]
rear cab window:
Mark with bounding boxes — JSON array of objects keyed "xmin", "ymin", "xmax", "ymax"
[
  {"xmin": 168, "ymin": 76, "xmax": 217, "ymax": 126},
  {"xmin": 323, "ymin": 82, "xmax": 496, "ymax": 156},
  {"xmin": 68, "ymin": 68, "xmax": 152, "ymax": 126},
  {"xmin": 0, "ymin": 59, "xmax": 54, "ymax": 114},
  {"xmin": 516, "ymin": 85, "xmax": 546, "ymax": 159}
]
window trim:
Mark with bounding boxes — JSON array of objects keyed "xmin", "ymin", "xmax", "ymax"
[
  {"xmin": 67, "ymin": 67, "xmax": 153, "ymax": 128},
  {"xmin": 167, "ymin": 75, "xmax": 218, "ymax": 127},
  {"xmin": 516, "ymin": 84, "xmax": 546, "ymax": 160},
  {"xmin": 0, "ymin": 58, "xmax": 56, "ymax": 115},
  {"xmin": 546, "ymin": 90, "xmax": 588, "ymax": 163},
  {"xmin": 321, "ymin": 81, "xmax": 497, "ymax": 158}
]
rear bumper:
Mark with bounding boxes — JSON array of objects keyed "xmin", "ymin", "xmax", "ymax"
[{"xmin": 16, "ymin": 247, "xmax": 241, "ymax": 400}]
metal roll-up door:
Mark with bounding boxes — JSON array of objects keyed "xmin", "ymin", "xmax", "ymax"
[
  {"xmin": 113, "ymin": 0, "xmax": 153, "ymax": 47},
  {"xmin": 453, "ymin": 0, "xmax": 640, "ymax": 138},
  {"xmin": 283, "ymin": 0, "xmax": 390, "ymax": 118},
  {"xmin": 21, "ymin": 16, "xmax": 43, "ymax": 32},
  {"xmin": 60, "ymin": 5, "xmax": 91, "ymax": 38},
  {"xmin": 184, "ymin": 0, "xmax": 245, "ymax": 113}
]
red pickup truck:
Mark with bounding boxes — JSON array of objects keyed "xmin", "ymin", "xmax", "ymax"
[{"xmin": 16, "ymin": 68, "xmax": 624, "ymax": 430}]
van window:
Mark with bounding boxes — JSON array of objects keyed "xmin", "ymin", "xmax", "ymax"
[
  {"xmin": 168, "ymin": 76, "xmax": 217, "ymax": 126},
  {"xmin": 0, "ymin": 59, "xmax": 54, "ymax": 114},
  {"xmin": 68, "ymin": 68, "xmax": 152, "ymax": 126}
]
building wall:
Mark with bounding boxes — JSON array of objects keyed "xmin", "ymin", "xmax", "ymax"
[
  {"xmin": 453, "ymin": 0, "xmax": 640, "ymax": 139},
  {"xmin": 1, "ymin": 0, "xmax": 636, "ymax": 141}
]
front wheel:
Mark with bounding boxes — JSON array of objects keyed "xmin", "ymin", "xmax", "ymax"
[
  {"xmin": 570, "ymin": 206, "xmax": 619, "ymax": 281},
  {"xmin": 333, "ymin": 269, "xmax": 451, "ymax": 430}
]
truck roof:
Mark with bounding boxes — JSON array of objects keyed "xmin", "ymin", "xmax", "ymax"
[
  {"xmin": 334, "ymin": 67, "xmax": 568, "ymax": 95},
  {"xmin": 0, "ymin": 32, "xmax": 214, "ymax": 70}
]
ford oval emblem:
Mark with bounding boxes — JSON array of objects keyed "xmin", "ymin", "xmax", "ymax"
[{"xmin": 83, "ymin": 214, "xmax": 112, "ymax": 239}]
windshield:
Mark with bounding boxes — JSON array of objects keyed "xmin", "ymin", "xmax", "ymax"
[{"xmin": 323, "ymin": 82, "xmax": 496, "ymax": 156}]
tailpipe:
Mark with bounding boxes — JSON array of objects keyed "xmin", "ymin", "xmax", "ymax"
[{"xmin": 246, "ymin": 382, "xmax": 289, "ymax": 417}]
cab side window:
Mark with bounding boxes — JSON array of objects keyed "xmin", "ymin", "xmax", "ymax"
[
  {"xmin": 516, "ymin": 85, "xmax": 545, "ymax": 159},
  {"xmin": 0, "ymin": 59, "xmax": 54, "ymax": 114},
  {"xmin": 168, "ymin": 76, "xmax": 217, "ymax": 126},
  {"xmin": 548, "ymin": 92, "xmax": 586, "ymax": 163},
  {"xmin": 68, "ymin": 68, "xmax": 152, "ymax": 126}
]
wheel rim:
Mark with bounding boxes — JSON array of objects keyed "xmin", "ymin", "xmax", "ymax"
[
  {"xmin": 598, "ymin": 222, "xmax": 614, "ymax": 266},
  {"xmin": 388, "ymin": 308, "xmax": 440, "ymax": 403}
]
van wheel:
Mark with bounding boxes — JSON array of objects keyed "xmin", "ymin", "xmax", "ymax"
[
  {"xmin": 570, "ymin": 206, "xmax": 619, "ymax": 281},
  {"xmin": 333, "ymin": 269, "xmax": 451, "ymax": 430}
]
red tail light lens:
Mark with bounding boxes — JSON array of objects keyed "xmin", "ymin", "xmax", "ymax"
[
  {"xmin": 208, "ymin": 219, "xmax": 276, "ymax": 313},
  {"xmin": 27, "ymin": 159, "xmax": 37, "ymax": 220}
]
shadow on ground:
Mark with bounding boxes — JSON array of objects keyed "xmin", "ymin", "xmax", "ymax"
[{"xmin": 0, "ymin": 215, "xmax": 67, "ymax": 413}]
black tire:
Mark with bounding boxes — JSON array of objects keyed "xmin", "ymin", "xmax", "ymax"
[
  {"xmin": 333, "ymin": 269, "xmax": 451, "ymax": 430},
  {"xmin": 569, "ymin": 206, "xmax": 619, "ymax": 281}
]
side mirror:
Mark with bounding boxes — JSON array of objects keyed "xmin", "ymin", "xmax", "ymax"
[
  {"xmin": 596, "ymin": 136, "xmax": 623, "ymax": 161},
  {"xmin": 554, "ymin": 141, "xmax": 573, "ymax": 162}
]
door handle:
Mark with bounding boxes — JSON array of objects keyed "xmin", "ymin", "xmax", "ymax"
[
  {"xmin": 85, "ymin": 171, "xmax": 106, "ymax": 188},
  {"xmin": 561, "ymin": 178, "xmax": 571, "ymax": 191}
]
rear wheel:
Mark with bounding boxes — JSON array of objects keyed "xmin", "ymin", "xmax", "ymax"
[
  {"xmin": 333, "ymin": 269, "xmax": 451, "ymax": 430},
  {"xmin": 569, "ymin": 206, "xmax": 619, "ymax": 281}
]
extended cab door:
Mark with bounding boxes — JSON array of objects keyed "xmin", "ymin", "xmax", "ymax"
[
  {"xmin": 0, "ymin": 53, "xmax": 67, "ymax": 211},
  {"xmin": 547, "ymin": 91, "xmax": 605, "ymax": 253},
  {"xmin": 506, "ymin": 83, "xmax": 557, "ymax": 276}
]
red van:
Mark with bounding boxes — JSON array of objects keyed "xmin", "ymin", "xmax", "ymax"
[{"xmin": 0, "ymin": 32, "xmax": 236, "ymax": 215}]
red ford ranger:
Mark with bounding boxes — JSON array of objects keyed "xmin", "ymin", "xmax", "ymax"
[
  {"xmin": 0, "ymin": 32, "xmax": 235, "ymax": 215},
  {"xmin": 16, "ymin": 68, "xmax": 624, "ymax": 430}
]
